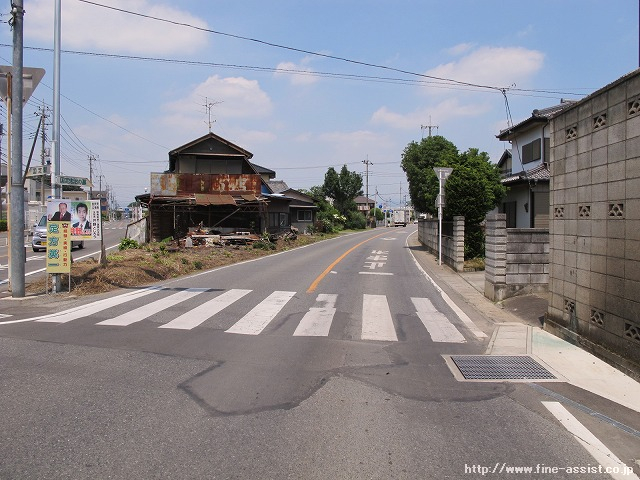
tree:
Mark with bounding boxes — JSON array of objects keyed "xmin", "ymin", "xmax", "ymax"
[
  {"xmin": 444, "ymin": 148, "xmax": 506, "ymax": 223},
  {"xmin": 322, "ymin": 165, "xmax": 363, "ymax": 216},
  {"xmin": 401, "ymin": 136, "xmax": 506, "ymax": 258},
  {"xmin": 401, "ymin": 136, "xmax": 458, "ymax": 215}
]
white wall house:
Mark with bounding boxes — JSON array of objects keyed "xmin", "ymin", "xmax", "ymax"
[{"xmin": 496, "ymin": 102, "xmax": 574, "ymax": 228}]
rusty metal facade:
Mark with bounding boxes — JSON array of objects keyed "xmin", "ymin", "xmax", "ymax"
[{"xmin": 150, "ymin": 173, "xmax": 262, "ymax": 197}]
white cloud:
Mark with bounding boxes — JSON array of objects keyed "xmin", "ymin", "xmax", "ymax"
[
  {"xmin": 25, "ymin": 0, "xmax": 209, "ymax": 55},
  {"xmin": 275, "ymin": 57, "xmax": 319, "ymax": 86},
  {"xmin": 446, "ymin": 43, "xmax": 476, "ymax": 56},
  {"xmin": 371, "ymin": 99, "xmax": 491, "ymax": 131},
  {"xmin": 162, "ymin": 74, "xmax": 271, "ymax": 122},
  {"xmin": 426, "ymin": 46, "xmax": 544, "ymax": 90}
]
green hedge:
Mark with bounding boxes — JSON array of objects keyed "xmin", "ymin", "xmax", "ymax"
[{"xmin": 0, "ymin": 220, "xmax": 6, "ymax": 232}]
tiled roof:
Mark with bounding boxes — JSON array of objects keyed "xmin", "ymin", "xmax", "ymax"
[
  {"xmin": 267, "ymin": 180, "xmax": 289, "ymax": 193},
  {"xmin": 501, "ymin": 163, "xmax": 550, "ymax": 184}
]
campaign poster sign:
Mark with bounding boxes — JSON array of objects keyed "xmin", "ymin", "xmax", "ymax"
[
  {"xmin": 47, "ymin": 199, "xmax": 101, "ymax": 240},
  {"xmin": 46, "ymin": 221, "xmax": 71, "ymax": 274}
]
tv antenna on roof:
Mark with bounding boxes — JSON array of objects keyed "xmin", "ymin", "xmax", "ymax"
[{"xmin": 204, "ymin": 97, "xmax": 223, "ymax": 133}]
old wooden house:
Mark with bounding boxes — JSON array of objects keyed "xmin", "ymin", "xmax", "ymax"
[{"xmin": 137, "ymin": 133, "xmax": 316, "ymax": 241}]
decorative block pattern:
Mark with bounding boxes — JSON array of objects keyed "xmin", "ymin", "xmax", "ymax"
[
  {"xmin": 548, "ymin": 70, "xmax": 640, "ymax": 371},
  {"xmin": 590, "ymin": 309, "xmax": 604, "ymax": 326},
  {"xmin": 578, "ymin": 205, "xmax": 591, "ymax": 218},
  {"xmin": 593, "ymin": 113, "xmax": 607, "ymax": 129},
  {"xmin": 625, "ymin": 322, "xmax": 640, "ymax": 343},
  {"xmin": 608, "ymin": 203, "xmax": 624, "ymax": 217}
]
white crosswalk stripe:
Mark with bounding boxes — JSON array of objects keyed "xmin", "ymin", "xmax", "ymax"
[
  {"xmin": 412, "ymin": 297, "xmax": 466, "ymax": 343},
  {"xmin": 97, "ymin": 288, "xmax": 208, "ymax": 326},
  {"xmin": 294, "ymin": 293, "xmax": 337, "ymax": 337},
  {"xmin": 160, "ymin": 289, "xmax": 252, "ymax": 330},
  {"xmin": 14, "ymin": 287, "xmax": 481, "ymax": 343},
  {"xmin": 361, "ymin": 294, "xmax": 398, "ymax": 341},
  {"xmin": 225, "ymin": 291, "xmax": 296, "ymax": 335},
  {"xmin": 36, "ymin": 286, "xmax": 162, "ymax": 323}
]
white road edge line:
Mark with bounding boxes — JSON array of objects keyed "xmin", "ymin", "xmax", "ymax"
[
  {"xmin": 542, "ymin": 401, "xmax": 638, "ymax": 480},
  {"xmin": 406, "ymin": 231, "xmax": 487, "ymax": 339}
]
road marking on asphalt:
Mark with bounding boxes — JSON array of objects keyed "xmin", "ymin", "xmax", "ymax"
[
  {"xmin": 159, "ymin": 289, "xmax": 251, "ymax": 330},
  {"xmin": 97, "ymin": 288, "xmax": 207, "ymax": 326},
  {"xmin": 225, "ymin": 291, "xmax": 296, "ymax": 335},
  {"xmin": 35, "ymin": 286, "xmax": 163, "ymax": 323},
  {"xmin": 361, "ymin": 294, "xmax": 397, "ymax": 341},
  {"xmin": 542, "ymin": 401, "xmax": 638, "ymax": 479},
  {"xmin": 306, "ymin": 231, "xmax": 393, "ymax": 293},
  {"xmin": 412, "ymin": 297, "xmax": 466, "ymax": 343},
  {"xmin": 294, "ymin": 293, "xmax": 337, "ymax": 337},
  {"xmin": 406, "ymin": 231, "xmax": 487, "ymax": 339}
]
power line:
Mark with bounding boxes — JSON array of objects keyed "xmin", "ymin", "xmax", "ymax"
[{"xmin": 0, "ymin": 43, "xmax": 591, "ymax": 99}]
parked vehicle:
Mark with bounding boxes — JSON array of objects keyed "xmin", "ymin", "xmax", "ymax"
[
  {"xmin": 32, "ymin": 215, "xmax": 84, "ymax": 252},
  {"xmin": 392, "ymin": 209, "xmax": 408, "ymax": 227}
]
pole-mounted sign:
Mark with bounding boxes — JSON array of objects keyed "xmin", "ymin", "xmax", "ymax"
[{"xmin": 433, "ymin": 167, "xmax": 453, "ymax": 266}]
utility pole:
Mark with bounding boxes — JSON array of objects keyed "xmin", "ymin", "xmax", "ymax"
[
  {"xmin": 9, "ymin": 0, "xmax": 25, "ymax": 297},
  {"xmin": 362, "ymin": 155, "xmax": 372, "ymax": 226},
  {"xmin": 88, "ymin": 152, "xmax": 96, "ymax": 199},
  {"xmin": 421, "ymin": 116, "xmax": 439, "ymax": 138},
  {"xmin": 38, "ymin": 102, "xmax": 49, "ymax": 205}
]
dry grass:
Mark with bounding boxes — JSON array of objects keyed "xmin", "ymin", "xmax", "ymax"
[{"xmin": 25, "ymin": 235, "xmax": 322, "ymax": 296}]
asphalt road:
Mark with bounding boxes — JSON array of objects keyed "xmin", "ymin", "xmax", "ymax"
[
  {"xmin": 0, "ymin": 219, "xmax": 129, "ymax": 296},
  {"xmin": 0, "ymin": 226, "xmax": 638, "ymax": 479}
]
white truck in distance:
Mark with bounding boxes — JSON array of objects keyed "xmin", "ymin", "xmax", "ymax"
[{"xmin": 391, "ymin": 209, "xmax": 409, "ymax": 227}]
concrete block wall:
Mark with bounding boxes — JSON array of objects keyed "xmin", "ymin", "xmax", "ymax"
[
  {"xmin": 546, "ymin": 69, "xmax": 640, "ymax": 375},
  {"xmin": 485, "ymin": 213, "xmax": 549, "ymax": 301},
  {"xmin": 417, "ymin": 216, "xmax": 465, "ymax": 272}
]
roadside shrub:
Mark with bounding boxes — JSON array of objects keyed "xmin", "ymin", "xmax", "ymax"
[
  {"xmin": 253, "ymin": 240, "xmax": 276, "ymax": 250},
  {"xmin": 118, "ymin": 238, "xmax": 139, "ymax": 251},
  {"xmin": 193, "ymin": 260, "xmax": 203, "ymax": 270},
  {"xmin": 345, "ymin": 211, "xmax": 366, "ymax": 230},
  {"xmin": 0, "ymin": 220, "xmax": 6, "ymax": 231},
  {"xmin": 464, "ymin": 224, "xmax": 485, "ymax": 259}
]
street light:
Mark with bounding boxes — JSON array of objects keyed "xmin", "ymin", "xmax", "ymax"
[{"xmin": 433, "ymin": 167, "xmax": 453, "ymax": 266}]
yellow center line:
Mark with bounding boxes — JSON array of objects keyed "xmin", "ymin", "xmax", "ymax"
[{"xmin": 307, "ymin": 231, "xmax": 391, "ymax": 293}]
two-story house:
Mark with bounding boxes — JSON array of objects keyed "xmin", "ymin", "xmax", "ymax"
[
  {"xmin": 137, "ymin": 132, "xmax": 315, "ymax": 241},
  {"xmin": 496, "ymin": 102, "xmax": 574, "ymax": 228}
]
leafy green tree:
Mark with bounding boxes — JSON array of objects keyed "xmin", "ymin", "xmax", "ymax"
[
  {"xmin": 322, "ymin": 165, "xmax": 363, "ymax": 216},
  {"xmin": 444, "ymin": 148, "xmax": 506, "ymax": 224},
  {"xmin": 301, "ymin": 186, "xmax": 344, "ymax": 233},
  {"xmin": 401, "ymin": 136, "xmax": 458, "ymax": 215},
  {"xmin": 401, "ymin": 136, "xmax": 506, "ymax": 259}
]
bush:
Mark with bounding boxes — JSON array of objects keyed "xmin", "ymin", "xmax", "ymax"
[
  {"xmin": 193, "ymin": 260, "xmax": 203, "ymax": 270},
  {"xmin": 118, "ymin": 238, "xmax": 139, "ymax": 251},
  {"xmin": 464, "ymin": 224, "xmax": 485, "ymax": 260},
  {"xmin": 345, "ymin": 211, "xmax": 366, "ymax": 230},
  {"xmin": 0, "ymin": 220, "xmax": 6, "ymax": 232}
]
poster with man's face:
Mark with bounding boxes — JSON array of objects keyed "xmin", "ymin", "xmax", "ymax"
[{"xmin": 47, "ymin": 199, "xmax": 102, "ymax": 240}]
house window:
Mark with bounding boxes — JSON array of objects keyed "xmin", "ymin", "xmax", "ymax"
[
  {"xmin": 522, "ymin": 138, "xmax": 541, "ymax": 164},
  {"xmin": 297, "ymin": 210, "xmax": 312, "ymax": 222},
  {"xmin": 269, "ymin": 212, "xmax": 290, "ymax": 228}
]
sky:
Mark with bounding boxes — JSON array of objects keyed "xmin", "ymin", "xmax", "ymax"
[{"xmin": 0, "ymin": 0, "xmax": 638, "ymax": 209}]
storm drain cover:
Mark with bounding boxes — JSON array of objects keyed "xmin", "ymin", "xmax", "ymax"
[{"xmin": 450, "ymin": 355, "xmax": 556, "ymax": 380}]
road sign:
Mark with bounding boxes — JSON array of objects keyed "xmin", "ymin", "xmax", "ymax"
[
  {"xmin": 26, "ymin": 164, "xmax": 51, "ymax": 178},
  {"xmin": 0, "ymin": 66, "xmax": 46, "ymax": 105},
  {"xmin": 56, "ymin": 175, "xmax": 92, "ymax": 187}
]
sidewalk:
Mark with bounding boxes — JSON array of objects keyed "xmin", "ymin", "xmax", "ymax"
[{"xmin": 407, "ymin": 235, "xmax": 640, "ymax": 414}]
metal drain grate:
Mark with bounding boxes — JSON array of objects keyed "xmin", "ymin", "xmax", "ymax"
[{"xmin": 450, "ymin": 355, "xmax": 556, "ymax": 380}]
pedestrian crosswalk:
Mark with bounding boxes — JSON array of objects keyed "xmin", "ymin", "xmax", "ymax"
[{"xmin": 24, "ymin": 286, "xmax": 483, "ymax": 343}]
